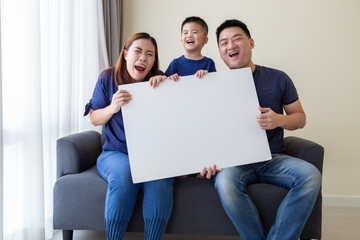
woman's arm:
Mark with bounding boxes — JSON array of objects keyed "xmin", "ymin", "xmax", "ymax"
[{"xmin": 88, "ymin": 89, "xmax": 132, "ymax": 126}]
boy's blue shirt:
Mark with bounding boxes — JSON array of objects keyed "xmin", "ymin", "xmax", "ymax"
[{"xmin": 165, "ymin": 55, "xmax": 216, "ymax": 76}]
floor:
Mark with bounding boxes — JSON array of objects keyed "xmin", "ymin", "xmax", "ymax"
[{"xmin": 53, "ymin": 206, "xmax": 360, "ymax": 240}]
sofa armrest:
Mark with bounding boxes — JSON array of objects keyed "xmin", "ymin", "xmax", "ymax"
[
  {"xmin": 56, "ymin": 130, "xmax": 102, "ymax": 179},
  {"xmin": 284, "ymin": 136, "xmax": 324, "ymax": 173}
]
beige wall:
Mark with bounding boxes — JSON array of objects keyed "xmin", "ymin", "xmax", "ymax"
[{"xmin": 123, "ymin": 0, "xmax": 360, "ymax": 197}]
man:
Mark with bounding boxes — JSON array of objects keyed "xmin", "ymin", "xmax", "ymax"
[{"xmin": 200, "ymin": 19, "xmax": 321, "ymax": 240}]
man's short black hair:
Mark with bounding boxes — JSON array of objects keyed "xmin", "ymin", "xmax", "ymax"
[
  {"xmin": 216, "ymin": 19, "xmax": 251, "ymax": 45},
  {"xmin": 181, "ymin": 16, "xmax": 209, "ymax": 35}
]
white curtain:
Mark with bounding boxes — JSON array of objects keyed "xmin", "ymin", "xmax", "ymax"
[
  {"xmin": 0, "ymin": 0, "xmax": 108, "ymax": 239},
  {"xmin": 0, "ymin": 0, "xmax": 4, "ymax": 238}
]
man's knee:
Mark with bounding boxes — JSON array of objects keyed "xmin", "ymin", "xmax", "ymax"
[
  {"xmin": 215, "ymin": 168, "xmax": 244, "ymax": 201},
  {"xmin": 306, "ymin": 164, "xmax": 322, "ymax": 192}
]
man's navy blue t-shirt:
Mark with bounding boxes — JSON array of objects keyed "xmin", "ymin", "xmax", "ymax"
[
  {"xmin": 253, "ymin": 65, "xmax": 299, "ymax": 153},
  {"xmin": 165, "ymin": 55, "xmax": 216, "ymax": 76}
]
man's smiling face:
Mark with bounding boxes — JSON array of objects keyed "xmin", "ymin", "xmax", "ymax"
[{"xmin": 218, "ymin": 26, "xmax": 254, "ymax": 69}]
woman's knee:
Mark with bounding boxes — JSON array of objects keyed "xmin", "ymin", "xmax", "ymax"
[
  {"xmin": 144, "ymin": 178, "xmax": 174, "ymax": 195},
  {"xmin": 97, "ymin": 151, "xmax": 133, "ymax": 183},
  {"xmin": 143, "ymin": 179, "xmax": 174, "ymax": 219}
]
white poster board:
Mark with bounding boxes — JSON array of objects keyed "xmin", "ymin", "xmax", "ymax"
[{"xmin": 121, "ymin": 68, "xmax": 271, "ymax": 183}]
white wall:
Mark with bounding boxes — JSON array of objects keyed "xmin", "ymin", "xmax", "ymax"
[{"xmin": 123, "ymin": 0, "xmax": 360, "ymax": 197}]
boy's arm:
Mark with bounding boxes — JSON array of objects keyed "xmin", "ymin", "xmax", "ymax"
[
  {"xmin": 164, "ymin": 60, "xmax": 178, "ymax": 77},
  {"xmin": 194, "ymin": 59, "xmax": 216, "ymax": 78},
  {"xmin": 195, "ymin": 70, "xmax": 208, "ymax": 79},
  {"xmin": 168, "ymin": 73, "xmax": 180, "ymax": 81},
  {"xmin": 210, "ymin": 59, "xmax": 216, "ymax": 72},
  {"xmin": 164, "ymin": 59, "xmax": 181, "ymax": 81},
  {"xmin": 149, "ymin": 75, "xmax": 168, "ymax": 88}
]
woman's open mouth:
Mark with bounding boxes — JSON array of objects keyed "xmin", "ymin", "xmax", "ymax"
[{"xmin": 135, "ymin": 64, "xmax": 146, "ymax": 73}]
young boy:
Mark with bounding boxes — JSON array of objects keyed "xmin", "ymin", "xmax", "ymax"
[{"xmin": 150, "ymin": 16, "xmax": 216, "ymax": 87}]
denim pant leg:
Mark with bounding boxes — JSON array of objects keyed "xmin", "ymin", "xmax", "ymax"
[
  {"xmin": 257, "ymin": 154, "xmax": 322, "ymax": 240},
  {"xmin": 142, "ymin": 178, "xmax": 174, "ymax": 240},
  {"xmin": 97, "ymin": 150, "xmax": 140, "ymax": 240},
  {"xmin": 214, "ymin": 165, "xmax": 268, "ymax": 240}
]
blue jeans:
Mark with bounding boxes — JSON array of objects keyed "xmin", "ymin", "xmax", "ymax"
[
  {"xmin": 97, "ymin": 150, "xmax": 174, "ymax": 240},
  {"xmin": 214, "ymin": 154, "xmax": 321, "ymax": 240}
]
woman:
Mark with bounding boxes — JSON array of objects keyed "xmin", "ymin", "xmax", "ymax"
[{"xmin": 84, "ymin": 32, "xmax": 173, "ymax": 240}]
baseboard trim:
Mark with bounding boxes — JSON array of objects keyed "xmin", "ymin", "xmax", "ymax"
[{"xmin": 323, "ymin": 195, "xmax": 360, "ymax": 207}]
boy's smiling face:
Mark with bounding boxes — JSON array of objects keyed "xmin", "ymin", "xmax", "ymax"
[{"xmin": 181, "ymin": 22, "xmax": 208, "ymax": 54}]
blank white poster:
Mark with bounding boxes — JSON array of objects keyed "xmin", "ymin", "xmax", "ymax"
[{"xmin": 121, "ymin": 68, "xmax": 271, "ymax": 183}]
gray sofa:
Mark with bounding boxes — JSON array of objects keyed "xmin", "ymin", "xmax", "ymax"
[{"xmin": 54, "ymin": 130, "xmax": 324, "ymax": 240}]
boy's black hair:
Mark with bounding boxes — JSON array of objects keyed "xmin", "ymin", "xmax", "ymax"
[
  {"xmin": 216, "ymin": 19, "xmax": 252, "ymax": 45},
  {"xmin": 181, "ymin": 16, "xmax": 209, "ymax": 35}
]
